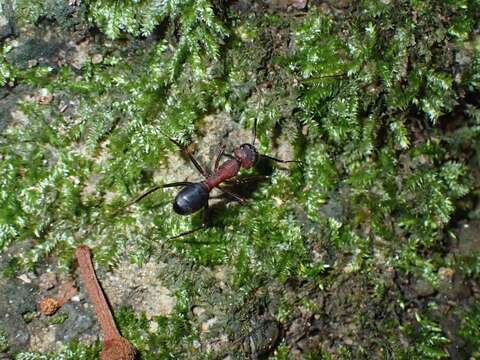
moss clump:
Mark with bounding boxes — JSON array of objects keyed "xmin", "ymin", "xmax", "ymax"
[
  {"xmin": 14, "ymin": 341, "xmax": 102, "ymax": 360},
  {"xmin": 400, "ymin": 313, "xmax": 450, "ymax": 359},
  {"xmin": 0, "ymin": 328, "xmax": 9, "ymax": 353},
  {"xmin": 293, "ymin": 2, "xmax": 478, "ymax": 280},
  {"xmin": 458, "ymin": 306, "xmax": 480, "ymax": 358},
  {"xmin": 16, "ymin": 304, "xmax": 202, "ymax": 360}
]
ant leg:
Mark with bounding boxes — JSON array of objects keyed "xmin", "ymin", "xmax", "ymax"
[
  {"xmin": 169, "ymin": 225, "xmax": 206, "ymax": 240},
  {"xmin": 169, "ymin": 204, "xmax": 209, "ymax": 240},
  {"xmin": 216, "ymin": 186, "xmax": 246, "ymax": 203},
  {"xmin": 184, "ymin": 146, "xmax": 210, "ymax": 178},
  {"xmin": 252, "ymin": 117, "xmax": 258, "ymax": 146},
  {"xmin": 222, "ymin": 153, "xmax": 235, "ymax": 160},
  {"xmin": 114, "ymin": 181, "xmax": 194, "ymax": 215},
  {"xmin": 224, "ymin": 175, "xmax": 270, "ymax": 186},
  {"xmin": 260, "ymin": 154, "xmax": 300, "ymax": 164},
  {"xmin": 164, "ymin": 135, "xmax": 210, "ymax": 178},
  {"xmin": 213, "ymin": 144, "xmax": 226, "ymax": 172}
]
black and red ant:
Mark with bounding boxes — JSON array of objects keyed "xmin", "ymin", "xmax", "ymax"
[{"xmin": 118, "ymin": 119, "xmax": 298, "ymax": 238}]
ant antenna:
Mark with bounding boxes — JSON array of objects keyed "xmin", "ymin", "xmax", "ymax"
[
  {"xmin": 158, "ymin": 128, "xmax": 210, "ymax": 178},
  {"xmin": 260, "ymin": 154, "xmax": 300, "ymax": 164},
  {"xmin": 252, "ymin": 117, "xmax": 258, "ymax": 146},
  {"xmin": 112, "ymin": 181, "xmax": 195, "ymax": 216},
  {"xmin": 253, "ymin": 84, "xmax": 263, "ymax": 147}
]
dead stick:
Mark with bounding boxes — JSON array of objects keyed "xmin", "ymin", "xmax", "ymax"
[{"xmin": 75, "ymin": 245, "xmax": 137, "ymax": 360}]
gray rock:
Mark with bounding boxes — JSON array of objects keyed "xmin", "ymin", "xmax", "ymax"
[
  {"xmin": 0, "ymin": 0, "xmax": 15, "ymax": 41},
  {"xmin": 456, "ymin": 220, "xmax": 480, "ymax": 254},
  {"xmin": 320, "ymin": 195, "xmax": 345, "ymax": 222},
  {"xmin": 38, "ymin": 272, "xmax": 58, "ymax": 291},
  {"xmin": 0, "ymin": 278, "xmax": 36, "ymax": 353},
  {"xmin": 413, "ymin": 278, "xmax": 436, "ymax": 298},
  {"xmin": 243, "ymin": 319, "xmax": 279, "ymax": 357},
  {"xmin": 5, "ymin": 36, "xmax": 65, "ymax": 69},
  {"xmin": 55, "ymin": 302, "xmax": 96, "ymax": 342}
]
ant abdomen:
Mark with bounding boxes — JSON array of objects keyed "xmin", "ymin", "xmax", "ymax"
[{"xmin": 173, "ymin": 183, "xmax": 209, "ymax": 215}]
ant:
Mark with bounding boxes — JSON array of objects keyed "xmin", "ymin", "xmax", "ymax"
[{"xmin": 118, "ymin": 119, "xmax": 298, "ymax": 238}]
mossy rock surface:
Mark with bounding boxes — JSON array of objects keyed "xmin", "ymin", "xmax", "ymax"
[{"xmin": 1, "ymin": 0, "xmax": 480, "ymax": 359}]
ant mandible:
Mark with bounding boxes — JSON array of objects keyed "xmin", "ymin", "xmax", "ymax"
[{"xmin": 118, "ymin": 119, "xmax": 298, "ymax": 238}]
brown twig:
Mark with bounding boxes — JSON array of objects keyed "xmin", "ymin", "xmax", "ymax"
[{"xmin": 75, "ymin": 245, "xmax": 137, "ymax": 360}]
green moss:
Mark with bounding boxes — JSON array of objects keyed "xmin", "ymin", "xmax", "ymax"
[
  {"xmin": 15, "ymin": 304, "xmax": 202, "ymax": 359},
  {"xmin": 401, "ymin": 313, "xmax": 450, "ymax": 359},
  {"xmin": 113, "ymin": 305, "xmax": 203, "ymax": 359},
  {"xmin": 48, "ymin": 312, "xmax": 69, "ymax": 325},
  {"xmin": 457, "ymin": 306, "xmax": 480, "ymax": 358},
  {"xmin": 0, "ymin": 45, "xmax": 17, "ymax": 87},
  {"xmin": 293, "ymin": 2, "xmax": 477, "ymax": 280},
  {"xmin": 15, "ymin": 341, "xmax": 102, "ymax": 360},
  {"xmin": 22, "ymin": 311, "xmax": 37, "ymax": 324},
  {"xmin": 0, "ymin": 328, "xmax": 9, "ymax": 353}
]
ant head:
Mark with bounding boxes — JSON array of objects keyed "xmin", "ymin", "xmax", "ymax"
[{"xmin": 234, "ymin": 143, "xmax": 258, "ymax": 169}]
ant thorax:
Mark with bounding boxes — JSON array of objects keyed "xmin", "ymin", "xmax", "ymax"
[{"xmin": 234, "ymin": 143, "xmax": 258, "ymax": 169}]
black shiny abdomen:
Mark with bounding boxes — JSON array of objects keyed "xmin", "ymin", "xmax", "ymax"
[{"xmin": 173, "ymin": 183, "xmax": 209, "ymax": 215}]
